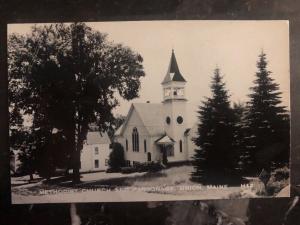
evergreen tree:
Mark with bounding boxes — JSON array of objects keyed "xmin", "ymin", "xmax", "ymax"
[
  {"xmin": 244, "ymin": 51, "xmax": 289, "ymax": 173},
  {"xmin": 192, "ymin": 67, "xmax": 238, "ymax": 184},
  {"xmin": 232, "ymin": 102, "xmax": 251, "ymax": 173}
]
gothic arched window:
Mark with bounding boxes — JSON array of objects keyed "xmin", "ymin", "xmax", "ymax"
[{"xmin": 132, "ymin": 127, "xmax": 139, "ymax": 152}]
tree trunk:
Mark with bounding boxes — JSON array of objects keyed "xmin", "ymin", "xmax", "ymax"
[
  {"xmin": 72, "ymin": 148, "xmax": 81, "ymax": 184},
  {"xmin": 68, "ymin": 120, "xmax": 80, "ymax": 183},
  {"xmin": 71, "ymin": 140, "xmax": 81, "ymax": 184}
]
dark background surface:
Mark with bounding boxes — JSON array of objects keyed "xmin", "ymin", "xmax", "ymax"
[{"xmin": 0, "ymin": 1, "xmax": 299, "ymax": 224}]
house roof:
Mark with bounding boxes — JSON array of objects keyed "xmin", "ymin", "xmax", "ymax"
[
  {"xmin": 115, "ymin": 103, "xmax": 165, "ymax": 137},
  {"xmin": 86, "ymin": 131, "xmax": 111, "ymax": 145},
  {"xmin": 162, "ymin": 49, "xmax": 186, "ymax": 84}
]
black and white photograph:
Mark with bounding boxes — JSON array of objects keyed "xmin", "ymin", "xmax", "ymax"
[{"xmin": 8, "ymin": 20, "xmax": 290, "ymax": 204}]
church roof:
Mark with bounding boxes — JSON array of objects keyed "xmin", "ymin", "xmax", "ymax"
[
  {"xmin": 115, "ymin": 103, "xmax": 165, "ymax": 137},
  {"xmin": 115, "ymin": 102, "xmax": 198, "ymax": 138},
  {"xmin": 86, "ymin": 131, "xmax": 111, "ymax": 145},
  {"xmin": 162, "ymin": 50, "xmax": 186, "ymax": 84},
  {"xmin": 115, "ymin": 124, "xmax": 123, "ymax": 136}
]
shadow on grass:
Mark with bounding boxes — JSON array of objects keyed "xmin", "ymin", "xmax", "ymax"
[
  {"xmin": 39, "ymin": 171, "xmax": 168, "ymax": 188},
  {"xmin": 76, "ymin": 171, "xmax": 168, "ymax": 188}
]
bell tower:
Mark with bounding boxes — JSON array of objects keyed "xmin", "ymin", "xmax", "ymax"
[{"xmin": 161, "ymin": 50, "xmax": 187, "ymax": 160}]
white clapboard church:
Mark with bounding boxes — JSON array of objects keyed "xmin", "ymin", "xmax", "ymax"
[{"xmin": 115, "ymin": 50, "xmax": 198, "ymax": 166}]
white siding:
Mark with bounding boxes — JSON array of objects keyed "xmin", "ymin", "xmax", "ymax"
[
  {"xmin": 80, "ymin": 143, "xmax": 111, "ymax": 172},
  {"xmin": 187, "ymin": 125, "xmax": 198, "ymax": 160},
  {"xmin": 115, "ymin": 104, "xmax": 199, "ymax": 164},
  {"xmin": 122, "ymin": 109, "xmax": 150, "ymax": 164}
]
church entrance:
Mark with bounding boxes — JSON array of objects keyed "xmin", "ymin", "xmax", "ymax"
[
  {"xmin": 155, "ymin": 134, "xmax": 175, "ymax": 166},
  {"xmin": 147, "ymin": 152, "xmax": 151, "ymax": 162}
]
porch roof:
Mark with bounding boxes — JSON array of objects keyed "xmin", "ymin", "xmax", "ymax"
[{"xmin": 155, "ymin": 134, "xmax": 175, "ymax": 145}]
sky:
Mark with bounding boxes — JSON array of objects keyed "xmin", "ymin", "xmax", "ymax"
[{"xmin": 8, "ymin": 21, "xmax": 290, "ymax": 126}]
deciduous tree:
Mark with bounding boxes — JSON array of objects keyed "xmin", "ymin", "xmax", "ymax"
[{"xmin": 8, "ymin": 23, "xmax": 145, "ymax": 182}]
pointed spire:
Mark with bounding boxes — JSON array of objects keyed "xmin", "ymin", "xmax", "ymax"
[{"xmin": 162, "ymin": 49, "xmax": 186, "ymax": 84}]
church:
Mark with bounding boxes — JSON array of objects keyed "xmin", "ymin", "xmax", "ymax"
[{"xmin": 115, "ymin": 50, "xmax": 198, "ymax": 166}]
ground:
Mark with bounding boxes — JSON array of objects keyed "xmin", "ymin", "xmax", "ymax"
[{"xmin": 11, "ymin": 165, "xmax": 289, "ymax": 204}]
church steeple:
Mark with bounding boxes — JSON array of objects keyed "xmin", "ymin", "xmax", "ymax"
[
  {"xmin": 161, "ymin": 50, "xmax": 188, "ymax": 161},
  {"xmin": 162, "ymin": 49, "xmax": 186, "ymax": 84},
  {"xmin": 162, "ymin": 50, "xmax": 187, "ymax": 102}
]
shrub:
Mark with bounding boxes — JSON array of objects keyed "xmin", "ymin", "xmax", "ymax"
[
  {"xmin": 256, "ymin": 166, "xmax": 290, "ymax": 196},
  {"xmin": 120, "ymin": 161, "xmax": 164, "ymax": 174},
  {"xmin": 106, "ymin": 167, "xmax": 121, "ymax": 173},
  {"xmin": 121, "ymin": 167, "xmax": 137, "ymax": 174},
  {"xmin": 266, "ymin": 167, "xmax": 289, "ymax": 195},
  {"xmin": 133, "ymin": 161, "xmax": 163, "ymax": 173},
  {"xmin": 273, "ymin": 166, "xmax": 289, "ymax": 181},
  {"xmin": 108, "ymin": 142, "xmax": 125, "ymax": 170}
]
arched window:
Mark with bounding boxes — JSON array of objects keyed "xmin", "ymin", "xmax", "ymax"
[
  {"xmin": 179, "ymin": 140, "xmax": 183, "ymax": 153},
  {"xmin": 126, "ymin": 139, "xmax": 128, "ymax": 151},
  {"xmin": 144, "ymin": 140, "xmax": 147, "ymax": 152},
  {"xmin": 132, "ymin": 127, "xmax": 139, "ymax": 152}
]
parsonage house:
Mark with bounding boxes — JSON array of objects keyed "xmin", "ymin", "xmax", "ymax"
[
  {"xmin": 115, "ymin": 50, "xmax": 198, "ymax": 166},
  {"xmin": 80, "ymin": 131, "xmax": 111, "ymax": 172}
]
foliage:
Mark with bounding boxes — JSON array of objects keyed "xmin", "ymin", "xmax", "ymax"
[
  {"xmin": 108, "ymin": 142, "xmax": 125, "ymax": 170},
  {"xmin": 8, "ymin": 23, "xmax": 145, "ymax": 182},
  {"xmin": 243, "ymin": 51, "xmax": 290, "ymax": 173},
  {"xmin": 120, "ymin": 162, "xmax": 163, "ymax": 174},
  {"xmin": 106, "ymin": 114, "xmax": 126, "ymax": 140},
  {"xmin": 192, "ymin": 67, "xmax": 239, "ymax": 184},
  {"xmin": 134, "ymin": 161, "xmax": 164, "ymax": 172},
  {"xmin": 266, "ymin": 166, "xmax": 290, "ymax": 196}
]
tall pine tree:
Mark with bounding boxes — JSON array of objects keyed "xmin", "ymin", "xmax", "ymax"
[
  {"xmin": 192, "ymin": 67, "xmax": 238, "ymax": 184},
  {"xmin": 232, "ymin": 102, "xmax": 250, "ymax": 173},
  {"xmin": 244, "ymin": 51, "xmax": 289, "ymax": 174}
]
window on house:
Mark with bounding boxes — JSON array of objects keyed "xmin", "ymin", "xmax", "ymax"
[
  {"xmin": 144, "ymin": 140, "xmax": 147, "ymax": 153},
  {"xmin": 105, "ymin": 159, "xmax": 108, "ymax": 166},
  {"xmin": 132, "ymin": 127, "xmax": 139, "ymax": 152},
  {"xmin": 179, "ymin": 140, "xmax": 183, "ymax": 153},
  {"xmin": 126, "ymin": 139, "xmax": 128, "ymax": 151},
  {"xmin": 94, "ymin": 160, "xmax": 99, "ymax": 168},
  {"xmin": 94, "ymin": 147, "xmax": 99, "ymax": 155}
]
